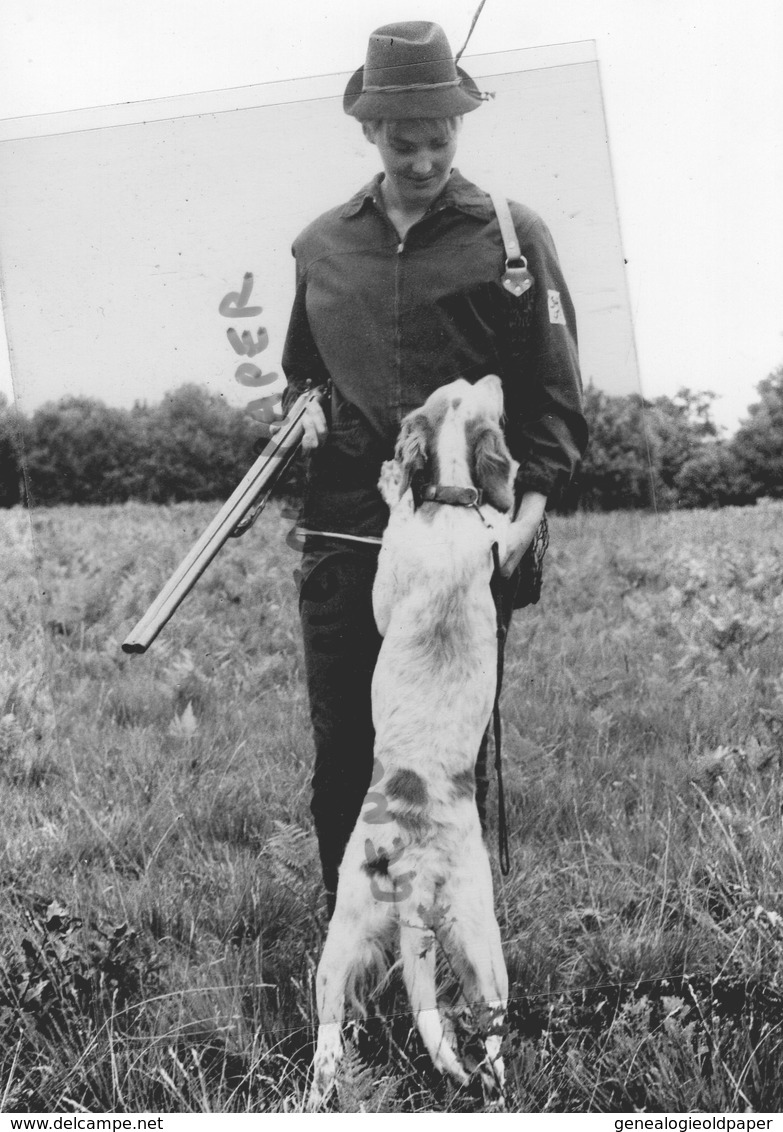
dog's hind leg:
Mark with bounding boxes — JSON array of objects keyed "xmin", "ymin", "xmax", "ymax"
[
  {"xmin": 444, "ymin": 879, "xmax": 509, "ymax": 1107},
  {"xmin": 450, "ymin": 926, "xmax": 508, "ymax": 1106},
  {"xmin": 399, "ymin": 919, "xmax": 469, "ymax": 1086},
  {"xmin": 308, "ymin": 890, "xmax": 390, "ymax": 1110},
  {"xmin": 308, "ymin": 928, "xmax": 355, "ymax": 1110}
]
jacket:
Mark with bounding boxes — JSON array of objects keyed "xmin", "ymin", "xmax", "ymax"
[{"xmin": 281, "ymin": 169, "xmax": 587, "ymax": 538}]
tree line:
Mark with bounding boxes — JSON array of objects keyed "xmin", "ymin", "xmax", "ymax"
[
  {"xmin": 0, "ymin": 385, "xmax": 260, "ymax": 509},
  {"xmin": 1, "ymin": 369, "xmax": 781, "ymax": 511},
  {"xmin": 569, "ymin": 366, "xmax": 783, "ymax": 510}
]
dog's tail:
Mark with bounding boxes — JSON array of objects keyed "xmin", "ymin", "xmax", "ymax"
[{"xmin": 399, "ymin": 920, "xmax": 469, "ymax": 1086}]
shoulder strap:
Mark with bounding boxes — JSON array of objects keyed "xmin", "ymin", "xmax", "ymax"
[
  {"xmin": 489, "ymin": 190, "xmax": 522, "ymax": 263},
  {"xmin": 489, "ymin": 190, "xmax": 534, "ymax": 297}
]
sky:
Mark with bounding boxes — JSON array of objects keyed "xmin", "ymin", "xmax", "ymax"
[{"xmin": 1, "ymin": 0, "xmax": 781, "ymax": 434}]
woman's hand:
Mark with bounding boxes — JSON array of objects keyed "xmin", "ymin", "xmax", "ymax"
[
  {"xmin": 269, "ymin": 396, "xmax": 329, "ymax": 449},
  {"xmin": 300, "ymin": 398, "xmax": 329, "ymax": 450},
  {"xmin": 500, "ymin": 490, "xmax": 547, "ymax": 578}
]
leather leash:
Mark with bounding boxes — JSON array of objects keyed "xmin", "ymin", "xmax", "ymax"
[{"xmin": 489, "ymin": 541, "xmax": 511, "ymax": 876}]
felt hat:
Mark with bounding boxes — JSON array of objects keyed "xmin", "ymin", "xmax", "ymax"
[{"xmin": 343, "ymin": 21, "xmax": 486, "ymax": 120}]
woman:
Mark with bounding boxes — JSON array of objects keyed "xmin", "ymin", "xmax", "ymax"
[{"xmin": 281, "ymin": 21, "xmax": 587, "ymax": 916}]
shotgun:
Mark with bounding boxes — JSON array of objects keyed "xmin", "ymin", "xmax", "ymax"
[{"xmin": 121, "ymin": 387, "xmax": 323, "ymax": 654}]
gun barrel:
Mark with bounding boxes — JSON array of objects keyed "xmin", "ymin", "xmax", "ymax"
[{"xmin": 121, "ymin": 396, "xmax": 310, "ymax": 654}]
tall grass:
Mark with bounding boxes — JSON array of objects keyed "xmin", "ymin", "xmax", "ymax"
[{"xmin": 2, "ymin": 500, "xmax": 783, "ymax": 1112}]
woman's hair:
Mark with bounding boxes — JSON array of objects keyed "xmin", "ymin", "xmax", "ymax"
[{"xmin": 362, "ymin": 116, "xmax": 463, "ymax": 142}]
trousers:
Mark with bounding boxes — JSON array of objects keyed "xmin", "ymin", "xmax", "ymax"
[{"xmin": 298, "ymin": 547, "xmax": 516, "ymax": 914}]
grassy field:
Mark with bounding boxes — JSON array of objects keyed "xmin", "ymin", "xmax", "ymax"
[{"xmin": 2, "ymin": 499, "xmax": 783, "ymax": 1113}]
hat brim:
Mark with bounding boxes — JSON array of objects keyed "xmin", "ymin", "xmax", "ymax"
[{"xmin": 343, "ymin": 64, "xmax": 484, "ymax": 120}]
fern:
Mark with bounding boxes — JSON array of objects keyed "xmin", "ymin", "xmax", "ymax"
[
  {"xmin": 259, "ymin": 820, "xmax": 323, "ymax": 939},
  {"xmin": 262, "ymin": 821, "xmax": 317, "ymax": 889},
  {"xmin": 332, "ymin": 1038, "xmax": 402, "ymax": 1113}
]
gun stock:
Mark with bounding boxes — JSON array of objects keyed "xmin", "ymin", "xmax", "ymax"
[{"xmin": 121, "ymin": 389, "xmax": 319, "ymax": 655}]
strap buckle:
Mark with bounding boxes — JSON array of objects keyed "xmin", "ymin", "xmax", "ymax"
[{"xmin": 501, "ymin": 256, "xmax": 534, "ymax": 297}]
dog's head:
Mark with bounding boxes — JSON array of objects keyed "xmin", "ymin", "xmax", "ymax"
[{"xmin": 387, "ymin": 375, "xmax": 516, "ymax": 513}]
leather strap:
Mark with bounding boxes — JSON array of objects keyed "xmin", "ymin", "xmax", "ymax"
[
  {"xmin": 419, "ymin": 484, "xmax": 483, "ymax": 507},
  {"xmin": 489, "ymin": 189, "xmax": 522, "ymax": 262},
  {"xmin": 490, "ymin": 190, "xmax": 535, "ymax": 298},
  {"xmin": 294, "ymin": 528, "xmax": 383, "ymax": 547},
  {"xmin": 490, "ymin": 541, "xmax": 511, "ymax": 877}
]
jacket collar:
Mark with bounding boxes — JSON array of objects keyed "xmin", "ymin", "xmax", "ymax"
[{"xmin": 340, "ymin": 169, "xmax": 493, "ymax": 221}]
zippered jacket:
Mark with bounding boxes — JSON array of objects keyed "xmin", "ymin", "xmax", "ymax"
[{"xmin": 281, "ymin": 169, "xmax": 588, "ymax": 538}]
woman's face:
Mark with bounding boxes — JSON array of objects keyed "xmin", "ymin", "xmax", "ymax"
[{"xmin": 369, "ymin": 119, "xmax": 460, "ymax": 213}]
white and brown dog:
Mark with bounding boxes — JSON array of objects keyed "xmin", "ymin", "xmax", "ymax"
[{"xmin": 308, "ymin": 375, "xmax": 514, "ymax": 1109}]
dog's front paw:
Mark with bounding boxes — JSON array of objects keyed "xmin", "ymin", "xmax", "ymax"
[{"xmin": 378, "ymin": 459, "xmax": 403, "ymax": 508}]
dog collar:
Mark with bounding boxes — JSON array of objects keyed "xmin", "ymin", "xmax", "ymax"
[{"xmin": 418, "ymin": 484, "xmax": 483, "ymax": 507}]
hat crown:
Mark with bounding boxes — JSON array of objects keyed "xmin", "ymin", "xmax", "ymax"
[
  {"xmin": 363, "ymin": 21, "xmax": 458, "ymax": 90},
  {"xmin": 343, "ymin": 20, "xmax": 484, "ymax": 120}
]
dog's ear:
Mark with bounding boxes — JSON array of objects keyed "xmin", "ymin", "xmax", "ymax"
[
  {"xmin": 377, "ymin": 459, "xmax": 404, "ymax": 508},
  {"xmin": 395, "ymin": 413, "xmax": 431, "ymax": 499},
  {"xmin": 469, "ymin": 421, "xmax": 515, "ymax": 512}
]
